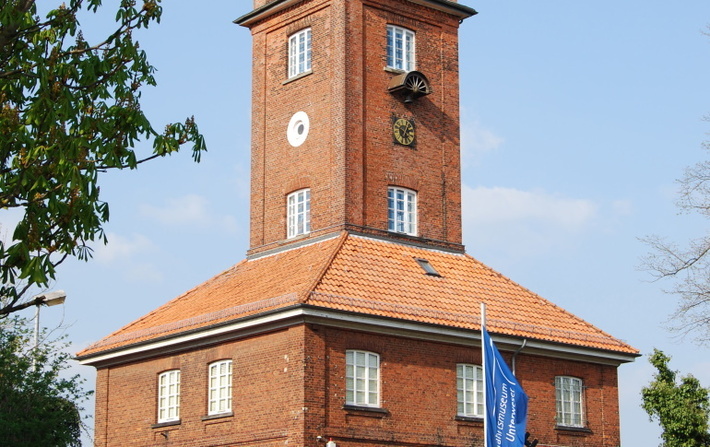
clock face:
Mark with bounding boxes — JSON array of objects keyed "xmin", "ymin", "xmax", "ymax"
[{"xmin": 393, "ymin": 118, "xmax": 415, "ymax": 146}]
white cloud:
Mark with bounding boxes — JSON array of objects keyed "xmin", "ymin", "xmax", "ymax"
[
  {"xmin": 463, "ymin": 185, "xmax": 598, "ymax": 228},
  {"xmin": 460, "ymin": 118, "xmax": 504, "ymax": 168},
  {"xmin": 611, "ymin": 199, "xmax": 634, "ymax": 217},
  {"xmin": 139, "ymin": 194, "xmax": 240, "ymax": 234},
  {"xmin": 462, "ymin": 185, "xmax": 599, "ymax": 257},
  {"xmin": 122, "ymin": 262, "xmax": 164, "ymax": 284},
  {"xmin": 93, "ymin": 233, "xmax": 155, "ymax": 264},
  {"xmin": 140, "ymin": 194, "xmax": 211, "ymax": 226}
]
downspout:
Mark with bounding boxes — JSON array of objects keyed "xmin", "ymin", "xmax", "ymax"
[{"xmin": 512, "ymin": 339, "xmax": 527, "ymax": 376}]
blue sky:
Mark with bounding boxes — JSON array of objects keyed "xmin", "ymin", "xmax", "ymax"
[{"xmin": 10, "ymin": 1, "xmax": 710, "ymax": 445}]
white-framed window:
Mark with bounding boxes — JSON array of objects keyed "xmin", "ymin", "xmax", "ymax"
[
  {"xmin": 345, "ymin": 350, "xmax": 380, "ymax": 407},
  {"xmin": 387, "ymin": 187, "xmax": 417, "ymax": 235},
  {"xmin": 386, "ymin": 25, "xmax": 415, "ymax": 71},
  {"xmin": 287, "ymin": 188, "xmax": 311, "ymax": 238},
  {"xmin": 457, "ymin": 364, "xmax": 483, "ymax": 417},
  {"xmin": 288, "ymin": 28, "xmax": 312, "ymax": 78},
  {"xmin": 555, "ymin": 376, "xmax": 584, "ymax": 428},
  {"xmin": 208, "ymin": 360, "xmax": 232, "ymax": 415},
  {"xmin": 157, "ymin": 370, "xmax": 181, "ymax": 423}
]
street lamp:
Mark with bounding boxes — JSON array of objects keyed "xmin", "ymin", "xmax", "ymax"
[{"xmin": 32, "ymin": 290, "xmax": 66, "ymax": 369}]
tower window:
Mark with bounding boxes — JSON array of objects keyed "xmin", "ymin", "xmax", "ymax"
[
  {"xmin": 386, "ymin": 25, "xmax": 415, "ymax": 72},
  {"xmin": 388, "ymin": 187, "xmax": 417, "ymax": 236},
  {"xmin": 288, "ymin": 28, "xmax": 312, "ymax": 78},
  {"xmin": 287, "ymin": 188, "xmax": 311, "ymax": 238}
]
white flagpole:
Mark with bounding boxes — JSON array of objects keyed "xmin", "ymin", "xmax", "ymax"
[{"xmin": 481, "ymin": 302, "xmax": 488, "ymax": 447}]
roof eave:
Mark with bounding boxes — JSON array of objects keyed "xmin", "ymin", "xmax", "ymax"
[
  {"xmin": 234, "ymin": 0, "xmax": 477, "ymax": 28},
  {"xmin": 77, "ymin": 305, "xmax": 639, "ymax": 368}
]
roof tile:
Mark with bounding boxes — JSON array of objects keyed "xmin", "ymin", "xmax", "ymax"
[{"xmin": 78, "ymin": 232, "xmax": 637, "ymax": 358}]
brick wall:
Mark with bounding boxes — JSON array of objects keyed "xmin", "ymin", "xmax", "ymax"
[
  {"xmin": 93, "ymin": 327, "xmax": 307, "ymax": 447},
  {"xmin": 93, "ymin": 323, "xmax": 621, "ymax": 447},
  {"xmin": 318, "ymin": 326, "xmax": 621, "ymax": 447}
]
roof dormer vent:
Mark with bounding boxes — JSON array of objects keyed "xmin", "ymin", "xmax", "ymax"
[{"xmin": 415, "ymin": 258, "xmax": 441, "ymax": 277}]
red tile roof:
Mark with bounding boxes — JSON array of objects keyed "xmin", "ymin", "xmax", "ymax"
[{"xmin": 77, "ymin": 232, "xmax": 637, "ymax": 358}]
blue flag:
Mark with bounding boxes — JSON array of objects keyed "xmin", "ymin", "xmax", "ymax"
[{"xmin": 483, "ymin": 327, "xmax": 528, "ymax": 447}]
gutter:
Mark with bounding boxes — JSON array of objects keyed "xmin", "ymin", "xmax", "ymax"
[
  {"xmin": 77, "ymin": 304, "xmax": 640, "ymax": 368},
  {"xmin": 511, "ymin": 338, "xmax": 527, "ymax": 375}
]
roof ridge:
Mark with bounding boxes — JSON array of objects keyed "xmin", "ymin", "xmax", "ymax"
[
  {"xmin": 348, "ymin": 233, "xmax": 467, "ymax": 256},
  {"xmin": 300, "ymin": 230, "xmax": 350, "ymax": 303}
]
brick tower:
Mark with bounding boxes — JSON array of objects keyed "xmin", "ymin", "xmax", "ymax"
[
  {"xmin": 78, "ymin": 2, "xmax": 638, "ymax": 446},
  {"xmin": 242, "ymin": 0, "xmax": 472, "ymax": 255}
]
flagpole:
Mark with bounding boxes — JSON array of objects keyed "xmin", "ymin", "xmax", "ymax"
[{"xmin": 481, "ymin": 302, "xmax": 488, "ymax": 447}]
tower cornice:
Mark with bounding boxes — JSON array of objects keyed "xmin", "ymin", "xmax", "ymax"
[{"xmin": 235, "ymin": 0, "xmax": 477, "ymax": 28}]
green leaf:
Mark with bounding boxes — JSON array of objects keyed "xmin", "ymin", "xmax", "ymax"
[{"xmin": 0, "ymin": 0, "xmax": 205, "ymax": 317}]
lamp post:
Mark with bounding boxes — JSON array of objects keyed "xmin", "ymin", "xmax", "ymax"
[{"xmin": 32, "ymin": 290, "xmax": 66, "ymax": 369}]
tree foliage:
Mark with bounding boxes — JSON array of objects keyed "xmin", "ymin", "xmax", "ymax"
[
  {"xmin": 0, "ymin": 0, "xmax": 206, "ymax": 316},
  {"xmin": 641, "ymin": 349, "xmax": 710, "ymax": 447},
  {"xmin": 0, "ymin": 317, "xmax": 91, "ymax": 446}
]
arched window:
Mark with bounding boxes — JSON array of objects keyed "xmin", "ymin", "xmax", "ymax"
[
  {"xmin": 345, "ymin": 350, "xmax": 380, "ymax": 407},
  {"xmin": 288, "ymin": 28, "xmax": 312, "ymax": 78},
  {"xmin": 208, "ymin": 360, "xmax": 232, "ymax": 415},
  {"xmin": 157, "ymin": 370, "xmax": 181, "ymax": 423},
  {"xmin": 555, "ymin": 376, "xmax": 584, "ymax": 427},
  {"xmin": 386, "ymin": 25, "xmax": 415, "ymax": 71},
  {"xmin": 387, "ymin": 187, "xmax": 417, "ymax": 235},
  {"xmin": 287, "ymin": 188, "xmax": 311, "ymax": 238}
]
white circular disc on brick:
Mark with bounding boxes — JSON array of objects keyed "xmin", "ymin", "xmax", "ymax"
[{"xmin": 287, "ymin": 111, "xmax": 310, "ymax": 147}]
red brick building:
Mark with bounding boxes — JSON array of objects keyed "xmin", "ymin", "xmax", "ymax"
[{"xmin": 77, "ymin": 1, "xmax": 639, "ymax": 446}]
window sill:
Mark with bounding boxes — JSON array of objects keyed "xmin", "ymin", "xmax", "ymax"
[
  {"xmin": 343, "ymin": 405, "xmax": 389, "ymax": 417},
  {"xmin": 202, "ymin": 412, "xmax": 233, "ymax": 422},
  {"xmin": 287, "ymin": 232, "xmax": 311, "ymax": 241},
  {"xmin": 151, "ymin": 420, "xmax": 180, "ymax": 429},
  {"xmin": 283, "ymin": 70, "xmax": 313, "ymax": 85},
  {"xmin": 555, "ymin": 425, "xmax": 592, "ymax": 435},
  {"xmin": 384, "ymin": 66, "xmax": 407, "ymax": 74},
  {"xmin": 387, "ymin": 229, "xmax": 418, "ymax": 236},
  {"xmin": 455, "ymin": 415, "xmax": 483, "ymax": 424}
]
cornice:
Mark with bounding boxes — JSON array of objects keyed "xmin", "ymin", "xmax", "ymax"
[{"xmin": 234, "ymin": 0, "xmax": 477, "ymax": 28}]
